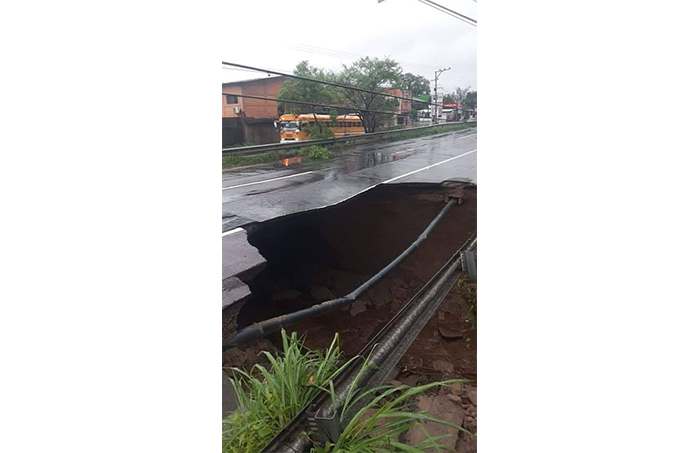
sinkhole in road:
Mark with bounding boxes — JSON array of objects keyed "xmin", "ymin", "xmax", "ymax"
[{"xmin": 225, "ymin": 181, "xmax": 477, "ymax": 380}]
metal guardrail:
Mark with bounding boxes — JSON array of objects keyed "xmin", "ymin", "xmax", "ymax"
[
  {"xmin": 259, "ymin": 232, "xmax": 477, "ymax": 453},
  {"xmin": 222, "ymin": 121, "xmax": 474, "ymax": 156}
]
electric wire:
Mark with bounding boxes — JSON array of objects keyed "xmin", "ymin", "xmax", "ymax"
[{"xmin": 417, "ymin": 0, "xmax": 477, "ymax": 25}]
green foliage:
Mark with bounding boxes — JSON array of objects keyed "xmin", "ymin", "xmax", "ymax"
[
  {"xmin": 303, "ymin": 123, "xmax": 336, "ymax": 140},
  {"xmin": 222, "ymin": 150, "xmax": 286, "ymax": 169},
  {"xmin": 454, "ymin": 87, "xmax": 477, "ymax": 110},
  {"xmin": 277, "ymin": 58, "xmax": 404, "ymax": 133},
  {"xmin": 465, "ymin": 91, "xmax": 477, "ymax": 110},
  {"xmin": 222, "ymin": 331, "xmax": 351, "ymax": 453},
  {"xmin": 329, "ymin": 109, "xmax": 339, "ymax": 126},
  {"xmin": 277, "ymin": 61, "xmax": 342, "ymax": 114},
  {"xmin": 403, "ymin": 72, "xmax": 431, "ymax": 97},
  {"xmin": 383, "ymin": 123, "xmax": 475, "ymax": 143},
  {"xmin": 311, "ymin": 349, "xmax": 471, "ymax": 453},
  {"xmin": 300, "ymin": 145, "xmax": 334, "ymax": 160},
  {"xmin": 336, "ymin": 57, "xmax": 403, "ymax": 133},
  {"xmin": 222, "ymin": 332, "xmax": 471, "ymax": 453}
]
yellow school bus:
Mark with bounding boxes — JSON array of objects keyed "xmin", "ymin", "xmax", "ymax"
[{"xmin": 278, "ymin": 114, "xmax": 365, "ymax": 142}]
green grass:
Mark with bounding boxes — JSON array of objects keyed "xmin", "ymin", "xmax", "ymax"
[
  {"xmin": 382, "ymin": 122, "xmax": 475, "ymax": 143},
  {"xmin": 223, "ymin": 333, "xmax": 471, "ymax": 453},
  {"xmin": 300, "ymin": 145, "xmax": 334, "ymax": 160},
  {"xmin": 222, "ymin": 150, "xmax": 289, "ymax": 169},
  {"xmin": 224, "ymin": 142, "xmax": 258, "ymax": 148},
  {"xmin": 310, "ymin": 349, "xmax": 471, "ymax": 453},
  {"xmin": 222, "ymin": 330, "xmax": 355, "ymax": 453},
  {"xmin": 222, "ymin": 122, "xmax": 476, "ymax": 170}
]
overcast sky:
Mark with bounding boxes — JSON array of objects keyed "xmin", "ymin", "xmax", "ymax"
[{"xmin": 221, "ymin": 0, "xmax": 476, "ymax": 94}]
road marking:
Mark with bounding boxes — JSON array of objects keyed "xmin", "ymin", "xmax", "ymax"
[
  {"xmin": 222, "ymin": 171, "xmax": 314, "ymax": 191},
  {"xmin": 329, "ymin": 148, "xmax": 477, "ymax": 207},
  {"xmin": 221, "ymin": 141, "xmax": 477, "ymax": 236},
  {"xmin": 222, "ymin": 227, "xmax": 245, "ymax": 238},
  {"xmin": 383, "ymin": 149, "xmax": 477, "ymax": 184},
  {"xmin": 459, "ymin": 133, "xmax": 477, "ymax": 139}
]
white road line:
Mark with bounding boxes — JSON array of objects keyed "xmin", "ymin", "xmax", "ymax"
[
  {"xmin": 222, "ymin": 227, "xmax": 245, "ymax": 238},
  {"xmin": 459, "ymin": 133, "xmax": 477, "ymax": 140},
  {"xmin": 329, "ymin": 148, "xmax": 477, "ymax": 207},
  {"xmin": 222, "ymin": 145, "xmax": 477, "ymax": 237},
  {"xmin": 222, "ymin": 171, "xmax": 314, "ymax": 191},
  {"xmin": 383, "ymin": 149, "xmax": 477, "ymax": 184}
]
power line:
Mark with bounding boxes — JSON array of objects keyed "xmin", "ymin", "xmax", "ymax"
[
  {"xmin": 416, "ymin": 0, "xmax": 477, "ymax": 26},
  {"xmin": 222, "ymin": 92, "xmax": 412, "ymax": 116},
  {"xmin": 222, "ymin": 61, "xmax": 460, "ymax": 111},
  {"xmin": 419, "ymin": 0, "xmax": 477, "ymax": 24},
  {"xmin": 418, "ymin": 0, "xmax": 472, "ymax": 24},
  {"xmin": 222, "ymin": 61, "xmax": 418, "ymax": 104},
  {"xmin": 417, "ymin": 0, "xmax": 473, "ymax": 24}
]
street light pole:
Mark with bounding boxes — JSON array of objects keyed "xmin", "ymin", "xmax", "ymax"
[{"xmin": 433, "ymin": 67, "xmax": 450, "ymax": 124}]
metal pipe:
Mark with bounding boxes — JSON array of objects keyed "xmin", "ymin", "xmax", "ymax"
[
  {"xmin": 223, "ymin": 198, "xmax": 458, "ymax": 351},
  {"xmin": 326, "ymin": 258, "xmax": 462, "ymax": 415},
  {"xmin": 261, "ymin": 247, "xmax": 468, "ymax": 453}
]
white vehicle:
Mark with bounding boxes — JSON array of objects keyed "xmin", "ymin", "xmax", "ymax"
[{"xmin": 417, "ymin": 109, "xmax": 432, "ymax": 125}]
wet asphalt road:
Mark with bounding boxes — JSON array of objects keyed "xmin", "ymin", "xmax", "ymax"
[{"xmin": 222, "ymin": 128, "xmax": 476, "ymax": 232}]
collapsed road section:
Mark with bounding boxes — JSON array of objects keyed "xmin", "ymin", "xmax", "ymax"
[
  {"xmin": 223, "ymin": 181, "xmax": 476, "ymax": 368},
  {"xmin": 223, "ymin": 181, "xmax": 477, "ymax": 450}
]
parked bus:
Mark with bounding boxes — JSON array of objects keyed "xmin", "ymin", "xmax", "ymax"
[{"xmin": 278, "ymin": 114, "xmax": 364, "ymax": 142}]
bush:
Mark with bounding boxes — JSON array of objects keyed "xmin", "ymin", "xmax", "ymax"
[
  {"xmin": 300, "ymin": 145, "xmax": 334, "ymax": 160},
  {"xmin": 303, "ymin": 124, "xmax": 336, "ymax": 140}
]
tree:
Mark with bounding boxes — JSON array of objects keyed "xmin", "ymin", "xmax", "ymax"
[
  {"xmin": 276, "ymin": 61, "xmax": 342, "ymax": 136},
  {"xmin": 443, "ymin": 94, "xmax": 457, "ymax": 104},
  {"xmin": 455, "ymin": 86, "xmax": 477, "ymax": 109},
  {"xmin": 335, "ymin": 57, "xmax": 403, "ymax": 133},
  {"xmin": 465, "ymin": 90, "xmax": 477, "ymax": 110},
  {"xmin": 402, "ymin": 72, "xmax": 431, "ymax": 98},
  {"xmin": 403, "ymin": 73, "xmax": 431, "ymax": 118}
]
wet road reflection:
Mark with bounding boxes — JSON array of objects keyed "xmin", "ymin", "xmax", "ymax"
[{"xmin": 222, "ymin": 129, "xmax": 476, "ymax": 230}]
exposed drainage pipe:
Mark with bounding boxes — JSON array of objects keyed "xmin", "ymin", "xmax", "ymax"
[{"xmin": 223, "ymin": 197, "xmax": 459, "ymax": 350}]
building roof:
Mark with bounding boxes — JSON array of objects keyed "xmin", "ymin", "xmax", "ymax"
[{"xmin": 222, "ymin": 75, "xmax": 288, "ymax": 86}]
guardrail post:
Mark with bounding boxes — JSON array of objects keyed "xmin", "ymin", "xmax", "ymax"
[
  {"xmin": 308, "ymin": 408, "xmax": 340, "ymax": 444},
  {"xmin": 460, "ymin": 250, "xmax": 477, "ymax": 281}
]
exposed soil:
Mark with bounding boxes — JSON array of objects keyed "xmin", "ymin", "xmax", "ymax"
[{"xmin": 222, "ymin": 181, "xmax": 477, "ymax": 449}]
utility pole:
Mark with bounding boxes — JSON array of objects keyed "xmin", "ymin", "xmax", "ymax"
[{"xmin": 433, "ymin": 67, "xmax": 450, "ymax": 124}]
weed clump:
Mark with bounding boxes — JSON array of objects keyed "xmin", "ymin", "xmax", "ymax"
[
  {"xmin": 300, "ymin": 145, "xmax": 334, "ymax": 160},
  {"xmin": 222, "ymin": 331, "xmax": 346, "ymax": 453},
  {"xmin": 223, "ymin": 332, "xmax": 472, "ymax": 453}
]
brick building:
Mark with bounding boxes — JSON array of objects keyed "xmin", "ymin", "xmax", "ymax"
[
  {"xmin": 386, "ymin": 88, "xmax": 413, "ymax": 127},
  {"xmin": 222, "ymin": 76, "xmax": 288, "ymax": 146}
]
